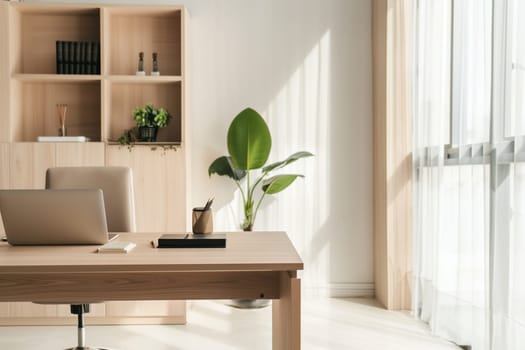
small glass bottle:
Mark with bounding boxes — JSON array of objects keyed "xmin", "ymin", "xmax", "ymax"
[
  {"xmin": 151, "ymin": 52, "xmax": 160, "ymax": 76},
  {"xmin": 136, "ymin": 52, "xmax": 145, "ymax": 76}
]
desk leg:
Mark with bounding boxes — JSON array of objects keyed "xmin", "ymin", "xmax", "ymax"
[{"xmin": 272, "ymin": 271, "xmax": 300, "ymax": 350}]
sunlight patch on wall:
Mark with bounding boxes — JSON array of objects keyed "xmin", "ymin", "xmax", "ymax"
[{"xmin": 259, "ymin": 30, "xmax": 331, "ymax": 287}]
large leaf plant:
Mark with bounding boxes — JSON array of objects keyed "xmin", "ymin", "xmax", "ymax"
[{"xmin": 209, "ymin": 108, "xmax": 313, "ymax": 231}]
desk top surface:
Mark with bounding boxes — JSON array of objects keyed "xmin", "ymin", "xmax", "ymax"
[{"xmin": 0, "ymin": 232, "xmax": 303, "ymax": 273}]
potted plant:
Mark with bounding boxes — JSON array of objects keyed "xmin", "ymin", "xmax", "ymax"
[
  {"xmin": 209, "ymin": 107, "xmax": 313, "ymax": 231},
  {"xmin": 132, "ymin": 102, "xmax": 172, "ymax": 142},
  {"xmin": 209, "ymin": 108, "xmax": 312, "ymax": 309}
]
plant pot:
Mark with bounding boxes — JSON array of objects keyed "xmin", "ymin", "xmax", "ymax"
[
  {"xmin": 228, "ymin": 299, "xmax": 271, "ymax": 309},
  {"xmin": 138, "ymin": 126, "xmax": 158, "ymax": 142}
]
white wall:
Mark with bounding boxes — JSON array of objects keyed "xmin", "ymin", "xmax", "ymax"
[{"xmin": 29, "ymin": 0, "xmax": 374, "ymax": 296}]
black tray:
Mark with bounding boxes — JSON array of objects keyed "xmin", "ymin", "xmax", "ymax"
[{"xmin": 157, "ymin": 233, "xmax": 226, "ymax": 248}]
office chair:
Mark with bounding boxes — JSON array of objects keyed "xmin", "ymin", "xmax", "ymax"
[{"xmin": 43, "ymin": 166, "xmax": 136, "ymax": 350}]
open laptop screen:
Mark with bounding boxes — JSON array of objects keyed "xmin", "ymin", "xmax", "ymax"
[{"xmin": 0, "ymin": 189, "xmax": 110, "ymax": 245}]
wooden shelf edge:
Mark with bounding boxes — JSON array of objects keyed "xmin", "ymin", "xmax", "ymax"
[
  {"xmin": 12, "ymin": 74, "xmax": 182, "ymax": 84},
  {"xmin": 103, "ymin": 5, "xmax": 184, "ymax": 15},
  {"xmin": 106, "ymin": 75, "xmax": 182, "ymax": 83},
  {"xmin": 10, "ymin": 3, "xmax": 101, "ymax": 14},
  {"xmin": 8, "ymin": 141, "xmax": 103, "ymax": 144},
  {"xmin": 106, "ymin": 141, "xmax": 182, "ymax": 147},
  {"xmin": 12, "ymin": 74, "xmax": 102, "ymax": 83}
]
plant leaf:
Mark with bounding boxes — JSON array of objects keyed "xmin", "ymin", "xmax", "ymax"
[
  {"xmin": 227, "ymin": 108, "xmax": 271, "ymax": 170},
  {"xmin": 262, "ymin": 151, "xmax": 314, "ymax": 173},
  {"xmin": 208, "ymin": 156, "xmax": 246, "ymax": 181},
  {"xmin": 262, "ymin": 174, "xmax": 304, "ymax": 194}
]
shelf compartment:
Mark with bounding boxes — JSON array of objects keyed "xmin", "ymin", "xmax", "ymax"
[
  {"xmin": 105, "ymin": 7, "xmax": 181, "ymax": 76},
  {"xmin": 11, "ymin": 80, "xmax": 101, "ymax": 142},
  {"xmin": 11, "ymin": 5, "xmax": 100, "ymax": 74},
  {"xmin": 105, "ymin": 82, "xmax": 181, "ymax": 144}
]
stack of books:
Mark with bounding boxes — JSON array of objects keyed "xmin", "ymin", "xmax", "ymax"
[{"xmin": 55, "ymin": 41, "xmax": 100, "ymax": 75}]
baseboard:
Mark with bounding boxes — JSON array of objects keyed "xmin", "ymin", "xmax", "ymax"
[{"xmin": 304, "ymin": 283, "xmax": 375, "ymax": 298}]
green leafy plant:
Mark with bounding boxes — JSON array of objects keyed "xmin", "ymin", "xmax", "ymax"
[
  {"xmin": 132, "ymin": 102, "xmax": 172, "ymax": 128},
  {"xmin": 209, "ymin": 108, "xmax": 313, "ymax": 231},
  {"xmin": 117, "ymin": 127, "xmax": 138, "ymax": 145}
]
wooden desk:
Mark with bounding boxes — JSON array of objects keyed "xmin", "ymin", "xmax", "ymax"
[{"xmin": 0, "ymin": 232, "xmax": 303, "ymax": 350}]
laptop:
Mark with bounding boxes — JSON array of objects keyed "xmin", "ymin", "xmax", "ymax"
[{"xmin": 0, "ymin": 189, "xmax": 117, "ymax": 245}]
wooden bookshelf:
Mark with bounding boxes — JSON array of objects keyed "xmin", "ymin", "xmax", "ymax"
[
  {"xmin": 1, "ymin": 2, "xmax": 186, "ymax": 145},
  {"xmin": 0, "ymin": 2, "xmax": 190, "ymax": 326}
]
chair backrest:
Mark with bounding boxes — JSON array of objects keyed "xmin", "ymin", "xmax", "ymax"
[{"xmin": 46, "ymin": 167, "xmax": 136, "ymax": 232}]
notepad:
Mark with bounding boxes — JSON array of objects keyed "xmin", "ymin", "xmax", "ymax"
[{"xmin": 97, "ymin": 241, "xmax": 136, "ymax": 253}]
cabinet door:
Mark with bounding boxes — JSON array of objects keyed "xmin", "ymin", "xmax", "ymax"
[
  {"xmin": 8, "ymin": 143, "xmax": 105, "ymax": 188},
  {"xmin": 55, "ymin": 142, "xmax": 105, "ymax": 166},
  {"xmin": 9, "ymin": 143, "xmax": 55, "ymax": 189},
  {"xmin": 105, "ymin": 146, "xmax": 187, "ymax": 323},
  {"xmin": 105, "ymin": 146, "xmax": 186, "ymax": 232}
]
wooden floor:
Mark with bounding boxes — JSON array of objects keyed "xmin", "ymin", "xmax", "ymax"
[{"xmin": 0, "ymin": 297, "xmax": 460, "ymax": 349}]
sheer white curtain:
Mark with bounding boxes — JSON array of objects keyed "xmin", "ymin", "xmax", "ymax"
[
  {"xmin": 452, "ymin": 0, "xmax": 492, "ymax": 145},
  {"xmin": 413, "ymin": 0, "xmax": 451, "ymax": 328},
  {"xmin": 507, "ymin": 0, "xmax": 525, "ymax": 136},
  {"xmin": 413, "ymin": 0, "xmax": 451, "ymax": 324},
  {"xmin": 415, "ymin": 0, "xmax": 525, "ymax": 348},
  {"xmin": 492, "ymin": 1, "xmax": 525, "ymax": 347},
  {"xmin": 414, "ymin": 4, "xmax": 490, "ymax": 344},
  {"xmin": 492, "ymin": 161, "xmax": 525, "ymax": 349},
  {"xmin": 414, "ymin": 0, "xmax": 450, "ymax": 148}
]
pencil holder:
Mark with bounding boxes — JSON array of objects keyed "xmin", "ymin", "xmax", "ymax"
[{"xmin": 192, "ymin": 208, "xmax": 213, "ymax": 234}]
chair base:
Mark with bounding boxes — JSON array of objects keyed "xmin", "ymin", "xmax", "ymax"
[{"xmin": 67, "ymin": 305, "xmax": 115, "ymax": 350}]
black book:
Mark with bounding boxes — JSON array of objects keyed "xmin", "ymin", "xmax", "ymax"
[
  {"xmin": 157, "ymin": 234, "xmax": 226, "ymax": 248},
  {"xmin": 74, "ymin": 41, "xmax": 81, "ymax": 74},
  {"xmin": 56, "ymin": 41, "xmax": 64, "ymax": 74},
  {"xmin": 70, "ymin": 41, "xmax": 75, "ymax": 74},
  {"xmin": 91, "ymin": 42, "xmax": 99, "ymax": 75},
  {"xmin": 63, "ymin": 41, "xmax": 70, "ymax": 74},
  {"xmin": 85, "ymin": 42, "xmax": 92, "ymax": 74},
  {"xmin": 68, "ymin": 41, "xmax": 75, "ymax": 74},
  {"xmin": 79, "ymin": 42, "xmax": 86, "ymax": 74},
  {"xmin": 97, "ymin": 42, "xmax": 101, "ymax": 74}
]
